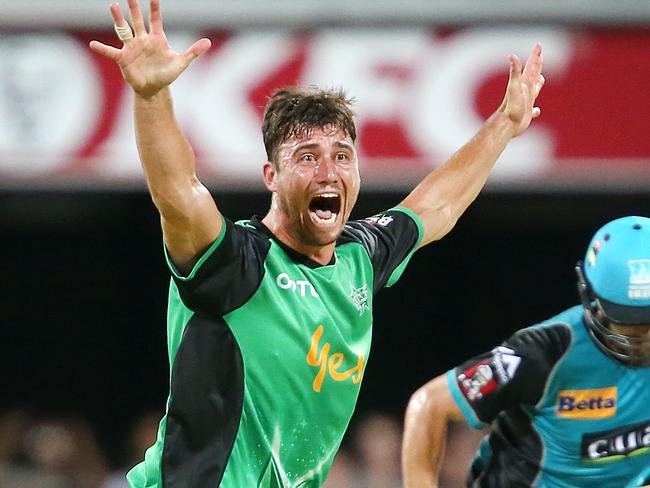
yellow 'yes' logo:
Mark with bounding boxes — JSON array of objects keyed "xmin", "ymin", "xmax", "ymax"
[{"xmin": 306, "ymin": 325, "xmax": 364, "ymax": 393}]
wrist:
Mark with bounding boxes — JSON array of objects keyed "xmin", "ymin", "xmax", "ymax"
[
  {"xmin": 134, "ymin": 87, "xmax": 171, "ymax": 104},
  {"xmin": 487, "ymin": 110, "xmax": 517, "ymax": 140},
  {"xmin": 132, "ymin": 81, "xmax": 170, "ymax": 100}
]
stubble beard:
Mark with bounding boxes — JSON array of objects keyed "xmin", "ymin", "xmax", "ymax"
[{"xmin": 282, "ymin": 197, "xmax": 346, "ymax": 248}]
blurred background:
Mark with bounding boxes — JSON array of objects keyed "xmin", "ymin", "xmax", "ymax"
[{"xmin": 1, "ymin": 1, "xmax": 650, "ymax": 486}]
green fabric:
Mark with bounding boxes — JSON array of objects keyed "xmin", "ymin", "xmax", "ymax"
[
  {"xmin": 126, "ymin": 209, "xmax": 422, "ymax": 487},
  {"xmin": 163, "ymin": 215, "xmax": 227, "ymax": 282},
  {"xmin": 218, "ymin": 238, "xmax": 374, "ymax": 486}
]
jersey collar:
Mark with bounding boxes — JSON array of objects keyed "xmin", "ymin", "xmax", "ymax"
[{"xmin": 249, "ymin": 215, "xmax": 336, "ymax": 269}]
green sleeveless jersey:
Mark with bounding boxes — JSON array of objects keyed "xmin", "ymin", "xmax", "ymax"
[{"xmin": 127, "ymin": 207, "xmax": 423, "ymax": 487}]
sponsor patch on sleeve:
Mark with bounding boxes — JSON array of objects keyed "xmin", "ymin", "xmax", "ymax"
[
  {"xmin": 456, "ymin": 347, "xmax": 522, "ymax": 402},
  {"xmin": 490, "ymin": 346, "xmax": 522, "ymax": 382},
  {"xmin": 363, "ymin": 213, "xmax": 394, "ymax": 227},
  {"xmin": 556, "ymin": 387, "xmax": 617, "ymax": 419},
  {"xmin": 457, "ymin": 359, "xmax": 496, "ymax": 401}
]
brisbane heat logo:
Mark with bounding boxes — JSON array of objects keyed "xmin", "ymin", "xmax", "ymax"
[{"xmin": 628, "ymin": 259, "xmax": 650, "ymax": 299}]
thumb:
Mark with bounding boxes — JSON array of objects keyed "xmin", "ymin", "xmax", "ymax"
[
  {"xmin": 508, "ymin": 53, "xmax": 523, "ymax": 84},
  {"xmin": 498, "ymin": 53, "xmax": 523, "ymax": 112},
  {"xmin": 183, "ymin": 38, "xmax": 212, "ymax": 65},
  {"xmin": 89, "ymin": 40, "xmax": 121, "ymax": 62}
]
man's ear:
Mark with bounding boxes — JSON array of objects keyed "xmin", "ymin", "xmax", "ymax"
[{"xmin": 263, "ymin": 161, "xmax": 277, "ymax": 191}]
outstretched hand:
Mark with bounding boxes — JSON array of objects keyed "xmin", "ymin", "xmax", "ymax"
[
  {"xmin": 89, "ymin": 0, "xmax": 211, "ymax": 98},
  {"xmin": 498, "ymin": 42, "xmax": 545, "ymax": 138}
]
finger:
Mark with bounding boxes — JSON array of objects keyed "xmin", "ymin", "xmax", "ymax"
[
  {"xmin": 508, "ymin": 53, "xmax": 523, "ymax": 83},
  {"xmin": 182, "ymin": 38, "xmax": 212, "ymax": 65},
  {"xmin": 522, "ymin": 42, "xmax": 543, "ymax": 84},
  {"xmin": 111, "ymin": 3, "xmax": 134, "ymax": 43},
  {"xmin": 110, "ymin": 2, "xmax": 126, "ymax": 25},
  {"xmin": 536, "ymin": 74, "xmax": 546, "ymax": 95},
  {"xmin": 89, "ymin": 40, "xmax": 122, "ymax": 61},
  {"xmin": 532, "ymin": 107, "xmax": 541, "ymax": 118},
  {"xmin": 149, "ymin": 0, "xmax": 164, "ymax": 34},
  {"xmin": 127, "ymin": 0, "xmax": 147, "ymax": 36}
]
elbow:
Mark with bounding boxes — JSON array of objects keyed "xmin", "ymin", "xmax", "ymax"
[
  {"xmin": 406, "ymin": 375, "xmax": 456, "ymax": 426},
  {"xmin": 417, "ymin": 201, "xmax": 460, "ymax": 245},
  {"xmin": 408, "ymin": 386, "xmax": 429, "ymax": 413},
  {"xmin": 150, "ymin": 190, "xmax": 189, "ymax": 222},
  {"xmin": 402, "ymin": 386, "xmax": 444, "ymax": 488},
  {"xmin": 435, "ymin": 202, "xmax": 459, "ymax": 239},
  {"xmin": 405, "ymin": 385, "xmax": 436, "ymax": 427},
  {"xmin": 150, "ymin": 176, "xmax": 203, "ymax": 221}
]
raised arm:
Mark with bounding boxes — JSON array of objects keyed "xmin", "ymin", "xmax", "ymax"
[
  {"xmin": 400, "ymin": 43, "xmax": 545, "ymax": 247},
  {"xmin": 90, "ymin": 0, "xmax": 220, "ymax": 273},
  {"xmin": 402, "ymin": 374, "xmax": 465, "ymax": 488}
]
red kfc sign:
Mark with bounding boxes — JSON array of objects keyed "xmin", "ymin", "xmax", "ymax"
[{"xmin": 0, "ymin": 27, "xmax": 648, "ymax": 188}]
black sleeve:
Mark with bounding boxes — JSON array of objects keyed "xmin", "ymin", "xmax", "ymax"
[
  {"xmin": 342, "ymin": 207, "xmax": 423, "ymax": 294},
  {"xmin": 165, "ymin": 218, "xmax": 270, "ymax": 316},
  {"xmin": 450, "ymin": 323, "xmax": 572, "ymax": 426}
]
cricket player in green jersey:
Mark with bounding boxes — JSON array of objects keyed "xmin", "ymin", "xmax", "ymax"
[{"xmin": 89, "ymin": 0, "xmax": 545, "ymax": 486}]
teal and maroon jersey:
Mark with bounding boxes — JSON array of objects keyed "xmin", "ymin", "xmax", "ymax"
[{"xmin": 127, "ymin": 207, "xmax": 423, "ymax": 487}]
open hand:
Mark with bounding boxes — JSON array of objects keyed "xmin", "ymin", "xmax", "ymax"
[
  {"xmin": 89, "ymin": 0, "xmax": 211, "ymax": 98},
  {"xmin": 498, "ymin": 42, "xmax": 545, "ymax": 138}
]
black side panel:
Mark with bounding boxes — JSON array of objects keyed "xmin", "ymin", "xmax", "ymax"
[
  {"xmin": 162, "ymin": 313, "xmax": 244, "ymax": 487},
  {"xmin": 470, "ymin": 407, "xmax": 543, "ymax": 488}
]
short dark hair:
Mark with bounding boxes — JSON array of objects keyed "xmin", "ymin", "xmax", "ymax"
[{"xmin": 262, "ymin": 86, "xmax": 356, "ymax": 165}]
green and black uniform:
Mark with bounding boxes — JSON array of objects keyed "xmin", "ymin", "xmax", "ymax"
[{"xmin": 127, "ymin": 207, "xmax": 423, "ymax": 488}]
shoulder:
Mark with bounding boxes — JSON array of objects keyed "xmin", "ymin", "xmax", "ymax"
[
  {"xmin": 170, "ymin": 217, "xmax": 273, "ymax": 313},
  {"xmin": 505, "ymin": 309, "xmax": 577, "ymax": 365},
  {"xmin": 339, "ymin": 208, "xmax": 422, "ymax": 246},
  {"xmin": 233, "ymin": 218, "xmax": 271, "ymax": 239},
  {"xmin": 225, "ymin": 218, "xmax": 274, "ymax": 255},
  {"xmin": 537, "ymin": 305, "xmax": 584, "ymax": 331}
]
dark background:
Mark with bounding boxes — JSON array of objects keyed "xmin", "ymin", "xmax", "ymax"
[{"xmin": 2, "ymin": 189, "xmax": 648, "ymax": 464}]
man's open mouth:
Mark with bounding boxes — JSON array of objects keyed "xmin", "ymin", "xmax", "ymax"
[{"xmin": 309, "ymin": 193, "xmax": 341, "ymax": 226}]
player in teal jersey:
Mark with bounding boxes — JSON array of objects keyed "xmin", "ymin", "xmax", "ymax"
[
  {"xmin": 402, "ymin": 216, "xmax": 650, "ymax": 488},
  {"xmin": 89, "ymin": 0, "xmax": 545, "ymax": 486}
]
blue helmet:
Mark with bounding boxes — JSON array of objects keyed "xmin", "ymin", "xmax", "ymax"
[{"xmin": 576, "ymin": 216, "xmax": 650, "ymax": 367}]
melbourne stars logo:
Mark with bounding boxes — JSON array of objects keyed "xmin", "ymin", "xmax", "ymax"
[{"xmin": 349, "ymin": 282, "xmax": 369, "ymax": 315}]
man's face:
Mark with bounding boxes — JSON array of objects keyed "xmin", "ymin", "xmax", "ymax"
[
  {"xmin": 597, "ymin": 309, "xmax": 650, "ymax": 366},
  {"xmin": 608, "ymin": 322, "xmax": 650, "ymax": 365},
  {"xmin": 269, "ymin": 124, "xmax": 360, "ymax": 248}
]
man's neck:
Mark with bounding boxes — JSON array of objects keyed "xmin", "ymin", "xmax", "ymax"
[{"xmin": 261, "ymin": 213, "xmax": 335, "ymax": 266}]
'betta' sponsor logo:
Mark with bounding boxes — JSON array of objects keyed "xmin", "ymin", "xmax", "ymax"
[
  {"xmin": 556, "ymin": 387, "xmax": 617, "ymax": 419},
  {"xmin": 581, "ymin": 420, "xmax": 650, "ymax": 462}
]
